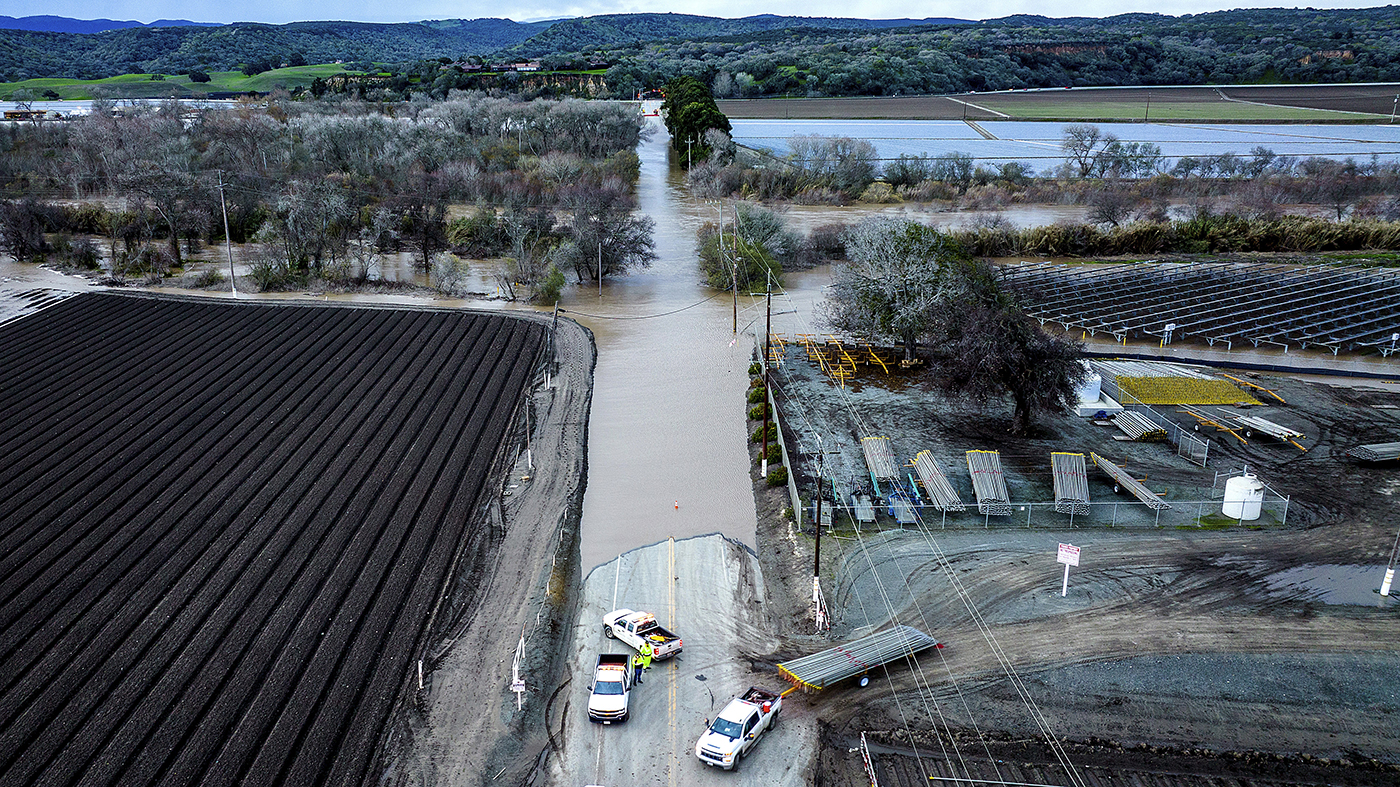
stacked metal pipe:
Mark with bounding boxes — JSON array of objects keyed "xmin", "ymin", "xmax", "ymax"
[
  {"xmin": 862, "ymin": 436, "xmax": 899, "ymax": 480},
  {"xmin": 1051, "ymin": 452, "xmax": 1091, "ymax": 515},
  {"xmin": 965, "ymin": 450, "xmax": 1012, "ymax": 516},
  {"xmin": 1090, "ymin": 452, "xmax": 1172, "ymax": 510},
  {"xmin": 1348, "ymin": 442, "xmax": 1400, "ymax": 462},
  {"xmin": 777, "ymin": 625, "xmax": 938, "ymax": 691},
  {"xmin": 1112, "ymin": 411, "xmax": 1168, "ymax": 441},
  {"xmin": 913, "ymin": 450, "xmax": 966, "ymax": 512}
]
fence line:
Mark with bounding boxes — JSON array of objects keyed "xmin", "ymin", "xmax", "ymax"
[{"xmin": 1099, "ymin": 374, "xmax": 1211, "ymax": 467}]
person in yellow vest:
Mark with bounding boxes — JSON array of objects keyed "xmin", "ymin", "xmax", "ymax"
[
  {"xmin": 639, "ymin": 641, "xmax": 654, "ymax": 675},
  {"xmin": 631, "ymin": 651, "xmax": 645, "ymax": 686}
]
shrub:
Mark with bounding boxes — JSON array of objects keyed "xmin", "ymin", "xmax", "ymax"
[
  {"xmin": 533, "ymin": 263, "xmax": 565, "ymax": 303},
  {"xmin": 188, "ymin": 268, "xmax": 226, "ymax": 288},
  {"xmin": 748, "ymin": 403, "xmax": 769, "ymax": 421},
  {"xmin": 858, "ymin": 181, "xmax": 900, "ymax": 204},
  {"xmin": 766, "ymin": 443, "xmax": 782, "ymax": 462},
  {"xmin": 747, "ymin": 386, "xmax": 767, "ymax": 404},
  {"xmin": 751, "ymin": 424, "xmax": 776, "ymax": 443},
  {"xmin": 748, "ymin": 361, "xmax": 762, "ymax": 376},
  {"xmin": 766, "ymin": 466, "xmax": 788, "ymax": 487}
]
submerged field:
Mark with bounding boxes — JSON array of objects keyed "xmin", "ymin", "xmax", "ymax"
[
  {"xmin": 0, "ymin": 293, "xmax": 544, "ymax": 786},
  {"xmin": 719, "ymin": 84, "xmax": 1400, "ymax": 121}
]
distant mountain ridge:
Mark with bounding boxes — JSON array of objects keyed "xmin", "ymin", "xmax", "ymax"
[{"xmin": 0, "ymin": 15, "xmax": 220, "ymax": 33}]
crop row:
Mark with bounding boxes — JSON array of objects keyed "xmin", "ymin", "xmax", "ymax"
[{"xmin": 0, "ymin": 293, "xmax": 544, "ymax": 786}]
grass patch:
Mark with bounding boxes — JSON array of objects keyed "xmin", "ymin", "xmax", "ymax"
[{"xmin": 2, "ymin": 65, "xmax": 352, "ymax": 100}]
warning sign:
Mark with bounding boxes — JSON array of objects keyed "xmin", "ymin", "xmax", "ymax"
[{"xmin": 1057, "ymin": 543, "xmax": 1080, "ymax": 566}]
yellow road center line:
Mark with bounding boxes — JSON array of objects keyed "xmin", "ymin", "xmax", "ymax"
[{"xmin": 668, "ymin": 537, "xmax": 677, "ymax": 787}]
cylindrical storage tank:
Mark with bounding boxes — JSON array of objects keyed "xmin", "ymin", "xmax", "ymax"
[{"xmin": 1222, "ymin": 473, "xmax": 1265, "ymax": 520}]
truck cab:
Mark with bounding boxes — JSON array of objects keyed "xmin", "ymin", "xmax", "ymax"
[
  {"xmin": 587, "ymin": 654, "xmax": 632, "ymax": 724},
  {"xmin": 694, "ymin": 687, "xmax": 781, "ymax": 770}
]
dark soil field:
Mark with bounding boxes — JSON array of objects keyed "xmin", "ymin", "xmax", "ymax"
[
  {"xmin": 719, "ymin": 83, "xmax": 1400, "ymax": 119},
  {"xmin": 0, "ymin": 292, "xmax": 546, "ymax": 786}
]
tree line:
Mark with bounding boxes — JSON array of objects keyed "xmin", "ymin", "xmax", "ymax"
[
  {"xmin": 0, "ymin": 94, "xmax": 655, "ymax": 299},
  {"xmin": 686, "ymin": 123, "xmax": 1400, "ymax": 227},
  {"xmin": 587, "ymin": 7, "xmax": 1400, "ymax": 99}
]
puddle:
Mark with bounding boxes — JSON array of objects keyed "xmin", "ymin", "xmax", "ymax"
[{"xmin": 1262, "ymin": 564, "xmax": 1397, "ymax": 607}]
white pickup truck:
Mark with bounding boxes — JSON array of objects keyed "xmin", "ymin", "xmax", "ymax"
[
  {"xmin": 587, "ymin": 654, "xmax": 632, "ymax": 724},
  {"xmin": 694, "ymin": 687, "xmax": 782, "ymax": 770},
  {"xmin": 602, "ymin": 609, "xmax": 683, "ymax": 660}
]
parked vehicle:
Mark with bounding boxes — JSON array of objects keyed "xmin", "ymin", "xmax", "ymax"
[
  {"xmin": 602, "ymin": 609, "xmax": 683, "ymax": 659},
  {"xmin": 694, "ymin": 687, "xmax": 782, "ymax": 770},
  {"xmin": 587, "ymin": 654, "xmax": 633, "ymax": 724}
]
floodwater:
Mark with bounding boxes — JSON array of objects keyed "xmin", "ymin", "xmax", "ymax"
[
  {"xmin": 1263, "ymin": 563, "xmax": 1398, "ymax": 607},
  {"xmin": 731, "ymin": 118, "xmax": 1400, "ymax": 170},
  {"xmin": 572, "ymin": 117, "xmax": 760, "ymax": 571}
]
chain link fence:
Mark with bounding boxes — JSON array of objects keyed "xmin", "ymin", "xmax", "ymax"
[{"xmin": 1098, "ymin": 373, "xmax": 1211, "ymax": 467}]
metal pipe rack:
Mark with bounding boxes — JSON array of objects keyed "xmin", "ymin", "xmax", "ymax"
[
  {"xmin": 778, "ymin": 625, "xmax": 939, "ymax": 691},
  {"xmin": 1348, "ymin": 442, "xmax": 1400, "ymax": 462},
  {"xmin": 1112, "ymin": 411, "xmax": 1168, "ymax": 441},
  {"xmin": 1090, "ymin": 452, "xmax": 1172, "ymax": 510},
  {"xmin": 862, "ymin": 436, "xmax": 899, "ymax": 481}
]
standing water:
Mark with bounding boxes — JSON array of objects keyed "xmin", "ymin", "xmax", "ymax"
[{"xmin": 571, "ymin": 117, "xmax": 759, "ymax": 570}]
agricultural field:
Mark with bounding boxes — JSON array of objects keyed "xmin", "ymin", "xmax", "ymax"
[
  {"xmin": 0, "ymin": 292, "xmax": 545, "ymax": 786},
  {"xmin": 0, "ymin": 65, "xmax": 351, "ymax": 100},
  {"xmin": 720, "ymin": 83, "xmax": 1400, "ymax": 121}
]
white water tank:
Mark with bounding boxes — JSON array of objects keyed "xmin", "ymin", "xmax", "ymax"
[
  {"xmin": 1076, "ymin": 367, "xmax": 1103, "ymax": 403},
  {"xmin": 1222, "ymin": 473, "xmax": 1265, "ymax": 520}
]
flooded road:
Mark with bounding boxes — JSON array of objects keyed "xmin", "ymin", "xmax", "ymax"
[{"xmin": 570, "ymin": 117, "xmax": 759, "ymax": 571}]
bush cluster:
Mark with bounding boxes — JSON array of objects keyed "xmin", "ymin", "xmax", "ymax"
[{"xmin": 948, "ymin": 214, "xmax": 1400, "ymax": 258}]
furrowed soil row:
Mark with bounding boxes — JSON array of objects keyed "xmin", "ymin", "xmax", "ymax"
[
  {"xmin": 287, "ymin": 326, "xmax": 541, "ymax": 786},
  {"xmin": 22, "ymin": 309, "xmax": 443, "ymax": 786},
  {"xmin": 228, "ymin": 319, "xmax": 514, "ymax": 786},
  {"xmin": 0, "ymin": 301, "xmax": 345, "ymax": 597},
  {"xmin": 0, "ymin": 293, "xmax": 545, "ymax": 787},
  {"xmin": 124, "ymin": 315, "xmax": 493, "ymax": 787},
  {"xmin": 0, "ymin": 304, "xmax": 377, "ymax": 688},
  {"xmin": 5, "ymin": 303, "xmax": 428, "ymax": 778}
]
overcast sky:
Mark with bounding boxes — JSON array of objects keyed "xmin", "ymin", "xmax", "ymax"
[{"xmin": 5, "ymin": 0, "xmax": 1381, "ymax": 27}]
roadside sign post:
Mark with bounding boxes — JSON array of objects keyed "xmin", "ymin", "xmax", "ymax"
[{"xmin": 1057, "ymin": 543, "xmax": 1080, "ymax": 597}]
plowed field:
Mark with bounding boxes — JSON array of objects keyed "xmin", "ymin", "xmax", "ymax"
[{"xmin": 0, "ymin": 292, "xmax": 545, "ymax": 786}]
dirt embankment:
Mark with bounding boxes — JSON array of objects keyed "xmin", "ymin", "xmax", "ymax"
[{"xmin": 381, "ymin": 318, "xmax": 594, "ymax": 787}]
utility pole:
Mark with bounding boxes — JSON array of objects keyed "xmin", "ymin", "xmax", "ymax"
[
  {"xmin": 1144, "ymin": 93, "xmax": 1151, "ymax": 122},
  {"xmin": 1392, "ymin": 94, "xmax": 1398, "ymax": 124},
  {"xmin": 597, "ymin": 241, "xmax": 602, "ymax": 297},
  {"xmin": 760, "ymin": 269, "xmax": 772, "ymax": 478},
  {"xmin": 218, "ymin": 171, "xmax": 237, "ymax": 297}
]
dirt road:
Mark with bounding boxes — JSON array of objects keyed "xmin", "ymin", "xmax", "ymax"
[{"xmin": 548, "ymin": 534, "xmax": 816, "ymax": 786}]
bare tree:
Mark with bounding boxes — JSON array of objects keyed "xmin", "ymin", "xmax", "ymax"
[
  {"xmin": 820, "ymin": 217, "xmax": 963, "ymax": 361},
  {"xmin": 557, "ymin": 185, "xmax": 655, "ymax": 283}
]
